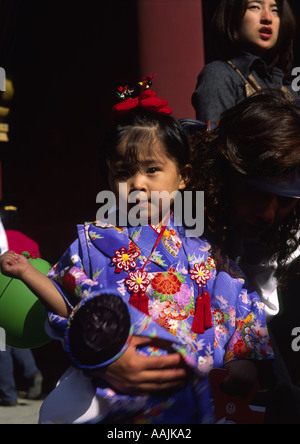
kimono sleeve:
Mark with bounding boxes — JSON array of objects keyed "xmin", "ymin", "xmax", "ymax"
[
  {"xmin": 46, "ymin": 230, "xmax": 106, "ymax": 336},
  {"xmin": 224, "ymin": 285, "xmax": 274, "ymax": 365},
  {"xmin": 48, "ymin": 242, "xmax": 101, "ymax": 303}
]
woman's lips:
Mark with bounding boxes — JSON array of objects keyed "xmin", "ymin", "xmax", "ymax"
[{"xmin": 259, "ymin": 26, "xmax": 273, "ymax": 40}]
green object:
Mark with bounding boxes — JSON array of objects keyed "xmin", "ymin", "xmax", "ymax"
[{"xmin": 0, "ymin": 254, "xmax": 52, "ymax": 349}]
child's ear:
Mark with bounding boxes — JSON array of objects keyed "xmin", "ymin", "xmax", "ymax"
[{"xmin": 179, "ymin": 164, "xmax": 193, "ymax": 190}]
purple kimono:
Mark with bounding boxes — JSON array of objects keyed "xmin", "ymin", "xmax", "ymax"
[{"xmin": 41, "ymin": 216, "xmax": 273, "ymax": 424}]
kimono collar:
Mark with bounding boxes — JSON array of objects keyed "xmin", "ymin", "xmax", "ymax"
[
  {"xmin": 88, "ymin": 215, "xmax": 183, "ymax": 271},
  {"xmin": 87, "ymin": 221, "xmax": 130, "ymax": 258},
  {"xmin": 127, "ymin": 216, "xmax": 184, "ymax": 270}
]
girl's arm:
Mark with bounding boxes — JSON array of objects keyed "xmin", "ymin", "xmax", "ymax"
[{"xmin": 0, "ymin": 251, "xmax": 70, "ymax": 317}]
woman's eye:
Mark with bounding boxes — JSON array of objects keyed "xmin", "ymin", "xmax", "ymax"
[{"xmin": 248, "ymin": 5, "xmax": 260, "ymax": 10}]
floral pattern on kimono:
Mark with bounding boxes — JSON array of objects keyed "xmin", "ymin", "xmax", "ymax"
[{"xmin": 45, "ymin": 215, "xmax": 273, "ymax": 424}]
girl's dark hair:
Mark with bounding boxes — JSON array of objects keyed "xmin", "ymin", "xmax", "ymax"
[
  {"xmin": 191, "ymin": 90, "xmax": 300, "ymax": 274},
  {"xmin": 99, "ymin": 108, "xmax": 190, "ymax": 184},
  {"xmin": 68, "ymin": 294, "xmax": 131, "ymax": 367},
  {"xmin": 211, "ymin": 0, "xmax": 296, "ymax": 74}
]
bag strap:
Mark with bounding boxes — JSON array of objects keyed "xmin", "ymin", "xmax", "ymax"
[
  {"xmin": 227, "ymin": 60, "xmax": 295, "ymax": 103},
  {"xmin": 227, "ymin": 60, "xmax": 259, "ymax": 97}
]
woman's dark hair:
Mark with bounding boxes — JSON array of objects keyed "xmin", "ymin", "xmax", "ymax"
[
  {"xmin": 191, "ymin": 90, "xmax": 300, "ymax": 274},
  {"xmin": 99, "ymin": 108, "xmax": 191, "ymax": 185},
  {"xmin": 211, "ymin": 0, "xmax": 296, "ymax": 74}
]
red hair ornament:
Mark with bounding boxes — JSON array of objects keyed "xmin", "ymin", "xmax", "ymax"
[{"xmin": 111, "ymin": 76, "xmax": 173, "ymax": 117}]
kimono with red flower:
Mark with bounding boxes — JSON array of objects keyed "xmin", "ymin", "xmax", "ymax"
[{"xmin": 41, "ymin": 215, "xmax": 273, "ymax": 424}]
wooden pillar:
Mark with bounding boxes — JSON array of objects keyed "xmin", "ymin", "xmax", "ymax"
[
  {"xmin": 137, "ymin": 0, "xmax": 205, "ymax": 119},
  {"xmin": 0, "ymin": 78, "xmax": 14, "ymax": 202}
]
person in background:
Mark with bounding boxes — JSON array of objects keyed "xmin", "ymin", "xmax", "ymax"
[
  {"xmin": 0, "ymin": 204, "xmax": 43, "ymax": 406},
  {"xmin": 0, "ymin": 348, "xmax": 43, "ymax": 406},
  {"xmin": 192, "ymin": 0, "xmax": 300, "ymax": 123}
]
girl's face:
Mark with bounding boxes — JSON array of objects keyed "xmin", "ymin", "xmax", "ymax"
[
  {"xmin": 108, "ymin": 139, "xmax": 188, "ymax": 226},
  {"xmin": 239, "ymin": 0, "xmax": 281, "ymax": 57}
]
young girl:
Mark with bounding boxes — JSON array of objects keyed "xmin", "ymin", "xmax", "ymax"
[
  {"xmin": 192, "ymin": 0, "xmax": 300, "ymax": 123},
  {"xmin": 0, "ymin": 80, "xmax": 273, "ymax": 424}
]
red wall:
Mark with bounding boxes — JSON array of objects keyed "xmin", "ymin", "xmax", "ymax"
[
  {"xmin": 137, "ymin": 0, "xmax": 205, "ymax": 119},
  {"xmin": 0, "ymin": 1, "xmax": 205, "ymax": 264}
]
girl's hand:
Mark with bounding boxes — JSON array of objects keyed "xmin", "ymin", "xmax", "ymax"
[
  {"xmin": 0, "ymin": 250, "xmax": 70, "ymax": 317},
  {"xmin": 0, "ymin": 251, "xmax": 32, "ymax": 280},
  {"xmin": 90, "ymin": 336, "xmax": 189, "ymax": 396}
]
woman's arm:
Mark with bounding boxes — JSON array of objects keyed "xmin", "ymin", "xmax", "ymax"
[{"xmin": 90, "ymin": 336, "xmax": 189, "ymax": 396}]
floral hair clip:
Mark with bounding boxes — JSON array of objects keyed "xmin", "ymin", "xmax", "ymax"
[{"xmin": 112, "ymin": 74, "xmax": 172, "ymax": 117}]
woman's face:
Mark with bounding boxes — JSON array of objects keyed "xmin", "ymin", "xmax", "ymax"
[
  {"xmin": 239, "ymin": 0, "xmax": 281, "ymax": 57},
  {"xmin": 229, "ymin": 182, "xmax": 299, "ymax": 239}
]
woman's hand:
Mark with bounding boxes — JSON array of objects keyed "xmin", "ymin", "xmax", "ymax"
[{"xmin": 90, "ymin": 336, "xmax": 190, "ymax": 396}]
